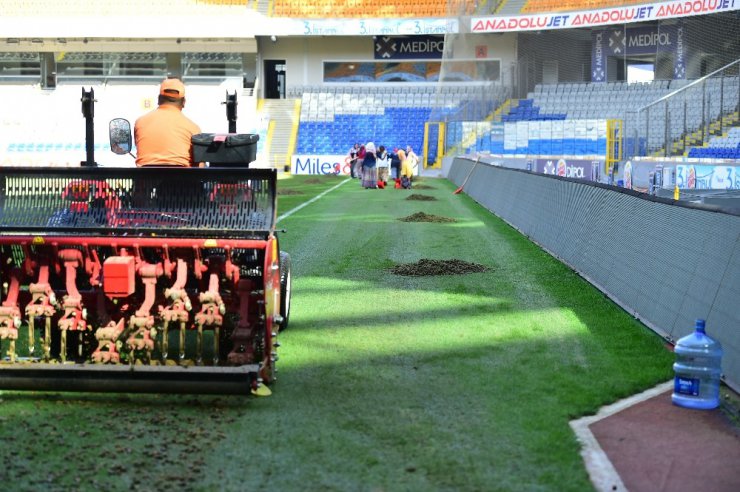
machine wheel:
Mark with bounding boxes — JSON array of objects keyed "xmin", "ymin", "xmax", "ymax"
[{"xmin": 279, "ymin": 251, "xmax": 292, "ymax": 331}]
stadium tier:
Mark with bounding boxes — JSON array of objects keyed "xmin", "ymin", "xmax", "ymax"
[
  {"xmin": 270, "ymin": 0, "xmax": 474, "ymax": 18},
  {"xmin": 293, "ymin": 85, "xmax": 506, "ymax": 158},
  {"xmin": 688, "ymin": 127, "xmax": 740, "ymax": 159},
  {"xmin": 0, "ymin": 0, "xmax": 257, "ymax": 16},
  {"xmin": 520, "ymin": 0, "xmax": 649, "ymax": 14},
  {"xmin": 0, "ymin": 1, "xmax": 736, "ymax": 168},
  {"xmin": 427, "ymin": 77, "xmax": 739, "ymax": 157}
]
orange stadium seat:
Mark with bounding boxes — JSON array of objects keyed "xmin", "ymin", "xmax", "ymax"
[
  {"xmin": 269, "ymin": 0, "xmax": 458, "ymax": 18},
  {"xmin": 1, "ymin": 0, "xmax": 254, "ymax": 16},
  {"xmin": 522, "ymin": 0, "xmax": 647, "ymax": 13}
]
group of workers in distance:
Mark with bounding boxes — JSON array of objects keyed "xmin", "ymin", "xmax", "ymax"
[
  {"xmin": 347, "ymin": 142, "xmax": 418, "ymax": 189},
  {"xmin": 133, "ymin": 78, "xmax": 421, "ymax": 189}
]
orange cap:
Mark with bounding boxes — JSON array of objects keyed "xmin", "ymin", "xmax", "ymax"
[{"xmin": 160, "ymin": 78, "xmax": 185, "ymax": 99}]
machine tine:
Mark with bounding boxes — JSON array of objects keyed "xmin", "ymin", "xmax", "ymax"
[
  {"xmin": 195, "ymin": 273, "xmax": 224, "ymax": 366},
  {"xmin": 161, "ymin": 320, "xmax": 169, "ymax": 362},
  {"xmin": 43, "ymin": 316, "xmax": 51, "ymax": 362},
  {"xmin": 61, "ymin": 331, "xmax": 67, "ymax": 363},
  {"xmin": 213, "ymin": 326, "xmax": 220, "ymax": 366},
  {"xmin": 196, "ymin": 324, "xmax": 204, "ymax": 366},
  {"xmin": 179, "ymin": 321, "xmax": 186, "ymax": 362},
  {"xmin": 8, "ymin": 340, "xmax": 16, "ymax": 363},
  {"xmin": 28, "ymin": 317, "xmax": 35, "ymax": 355}
]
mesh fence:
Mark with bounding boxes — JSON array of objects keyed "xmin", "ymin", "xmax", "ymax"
[
  {"xmin": 438, "ymin": 7, "xmax": 740, "ymax": 389},
  {"xmin": 449, "ymin": 157, "xmax": 740, "ymax": 391},
  {"xmin": 0, "ymin": 167, "xmax": 276, "ymax": 237}
]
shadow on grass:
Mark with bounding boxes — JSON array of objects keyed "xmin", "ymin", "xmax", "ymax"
[
  {"xmin": 0, "ymin": 331, "xmax": 671, "ymax": 491},
  {"xmin": 0, "ymin": 175, "xmax": 676, "ymax": 491},
  {"xmin": 0, "ymin": 390, "xmax": 251, "ymax": 408}
]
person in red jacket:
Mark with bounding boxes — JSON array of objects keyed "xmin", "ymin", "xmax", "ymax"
[{"xmin": 354, "ymin": 144, "xmax": 366, "ymax": 181}]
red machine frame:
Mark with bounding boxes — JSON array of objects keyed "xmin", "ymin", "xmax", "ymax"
[{"xmin": 0, "ymin": 167, "xmax": 288, "ymax": 396}]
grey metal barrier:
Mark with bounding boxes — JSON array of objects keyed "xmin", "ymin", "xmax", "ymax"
[{"xmin": 449, "ymin": 157, "xmax": 740, "ymax": 391}]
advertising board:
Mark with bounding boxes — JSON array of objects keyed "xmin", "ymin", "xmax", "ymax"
[
  {"xmin": 676, "ymin": 165, "xmax": 740, "ymax": 189},
  {"xmin": 291, "ymin": 155, "xmax": 351, "ymax": 175},
  {"xmin": 535, "ymin": 158, "xmax": 602, "ymax": 181}
]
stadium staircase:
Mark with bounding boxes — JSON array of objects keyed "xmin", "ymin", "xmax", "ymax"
[
  {"xmin": 259, "ymin": 98, "xmax": 300, "ymax": 170},
  {"xmin": 653, "ymin": 112, "xmax": 739, "ymax": 158},
  {"xmin": 252, "ymin": 0, "xmax": 269, "ymax": 15},
  {"xmin": 444, "ymin": 101, "xmax": 510, "ymax": 156},
  {"xmin": 494, "ymin": 0, "xmax": 527, "ymax": 15},
  {"xmin": 501, "ymin": 98, "xmax": 566, "ymax": 121},
  {"xmin": 690, "ymin": 124, "xmax": 740, "ymax": 159},
  {"xmin": 492, "ymin": 99, "xmax": 514, "ymax": 123}
]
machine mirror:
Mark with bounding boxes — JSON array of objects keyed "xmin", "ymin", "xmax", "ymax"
[{"xmin": 109, "ymin": 118, "xmax": 132, "ymax": 155}]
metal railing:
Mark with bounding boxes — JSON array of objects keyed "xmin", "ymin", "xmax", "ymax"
[{"xmin": 624, "ymin": 60, "xmax": 740, "ymax": 159}]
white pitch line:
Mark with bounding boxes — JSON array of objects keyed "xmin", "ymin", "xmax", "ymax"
[
  {"xmin": 276, "ymin": 178, "xmax": 351, "ymax": 223},
  {"xmin": 569, "ymin": 380, "xmax": 673, "ymax": 492}
]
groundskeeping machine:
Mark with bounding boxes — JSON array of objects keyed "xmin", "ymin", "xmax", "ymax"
[{"xmin": 0, "ymin": 88, "xmax": 291, "ymax": 396}]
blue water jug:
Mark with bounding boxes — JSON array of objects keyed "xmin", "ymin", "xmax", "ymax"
[{"xmin": 672, "ymin": 319, "xmax": 723, "ymax": 410}]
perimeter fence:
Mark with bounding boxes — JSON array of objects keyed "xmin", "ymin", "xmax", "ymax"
[{"xmin": 448, "ymin": 156, "xmax": 740, "ymax": 391}]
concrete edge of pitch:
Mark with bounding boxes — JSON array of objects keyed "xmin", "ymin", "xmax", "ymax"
[{"xmin": 568, "ymin": 380, "xmax": 673, "ymax": 492}]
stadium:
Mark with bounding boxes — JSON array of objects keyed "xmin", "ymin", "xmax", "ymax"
[{"xmin": 0, "ymin": 0, "xmax": 738, "ymax": 490}]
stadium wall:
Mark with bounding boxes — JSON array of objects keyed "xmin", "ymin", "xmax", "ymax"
[
  {"xmin": 0, "ymin": 80, "xmax": 252, "ymax": 168},
  {"xmin": 448, "ymin": 157, "xmax": 740, "ymax": 391},
  {"xmin": 258, "ymin": 35, "xmax": 518, "ymax": 87}
]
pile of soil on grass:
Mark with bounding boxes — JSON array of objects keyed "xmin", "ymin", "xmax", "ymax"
[
  {"xmin": 305, "ymin": 178, "xmax": 324, "ymax": 184},
  {"xmin": 277, "ymin": 189, "xmax": 303, "ymax": 195},
  {"xmin": 398, "ymin": 212, "xmax": 457, "ymax": 223},
  {"xmin": 405, "ymin": 194, "xmax": 437, "ymax": 201},
  {"xmin": 412, "ymin": 184, "xmax": 435, "ymax": 190},
  {"xmin": 389, "ymin": 258, "xmax": 489, "ymax": 276}
]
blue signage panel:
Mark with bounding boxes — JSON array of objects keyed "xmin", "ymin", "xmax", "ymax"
[
  {"xmin": 591, "ymin": 31, "xmax": 606, "ymax": 82},
  {"xmin": 606, "ymin": 25, "xmax": 678, "ymax": 56},
  {"xmin": 373, "ymin": 35, "xmax": 445, "ymax": 60},
  {"xmin": 674, "ymin": 20, "xmax": 685, "ymax": 79},
  {"xmin": 591, "ymin": 24, "xmax": 684, "ymax": 81}
]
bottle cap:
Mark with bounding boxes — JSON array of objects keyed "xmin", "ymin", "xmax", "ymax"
[{"xmin": 695, "ymin": 319, "xmax": 706, "ymax": 332}]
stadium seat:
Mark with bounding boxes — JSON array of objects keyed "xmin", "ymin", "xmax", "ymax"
[{"xmin": 270, "ymin": 0, "xmax": 458, "ymax": 18}]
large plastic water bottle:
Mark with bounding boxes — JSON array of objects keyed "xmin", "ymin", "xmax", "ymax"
[{"xmin": 672, "ymin": 319, "xmax": 723, "ymax": 410}]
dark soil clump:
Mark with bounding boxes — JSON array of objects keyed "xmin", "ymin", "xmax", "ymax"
[
  {"xmin": 277, "ymin": 189, "xmax": 303, "ymax": 195},
  {"xmin": 405, "ymin": 194, "xmax": 437, "ymax": 201},
  {"xmin": 305, "ymin": 178, "xmax": 324, "ymax": 184},
  {"xmin": 399, "ymin": 212, "xmax": 457, "ymax": 223},
  {"xmin": 412, "ymin": 184, "xmax": 435, "ymax": 190},
  {"xmin": 389, "ymin": 258, "xmax": 489, "ymax": 276}
]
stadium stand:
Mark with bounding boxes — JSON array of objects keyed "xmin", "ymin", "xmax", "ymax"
[
  {"xmin": 0, "ymin": 1, "xmax": 736, "ymax": 166},
  {"xmin": 270, "ymin": 0, "xmax": 474, "ymax": 18},
  {"xmin": 293, "ymin": 84, "xmax": 505, "ymax": 157},
  {"xmin": 521, "ymin": 0, "xmax": 649, "ymax": 13},
  {"xmin": 634, "ymin": 76, "xmax": 740, "ymax": 156},
  {"xmin": 525, "ymin": 80, "xmax": 673, "ymax": 121},
  {"xmin": 688, "ymin": 127, "xmax": 740, "ymax": 159},
  {"xmin": 0, "ymin": 0, "xmax": 255, "ymax": 16},
  {"xmin": 501, "ymin": 99, "xmax": 566, "ymax": 122},
  {"xmin": 484, "ymin": 77, "xmax": 740, "ymax": 157}
]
